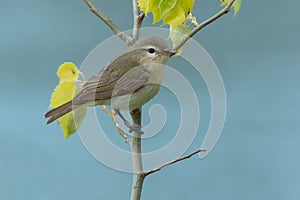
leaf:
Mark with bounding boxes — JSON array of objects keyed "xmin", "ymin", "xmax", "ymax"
[
  {"xmin": 163, "ymin": 4, "xmax": 186, "ymax": 26},
  {"xmin": 148, "ymin": 0, "xmax": 160, "ymax": 13},
  {"xmin": 152, "ymin": 7, "xmax": 161, "ymax": 24},
  {"xmin": 138, "ymin": 0, "xmax": 160, "ymax": 14},
  {"xmin": 57, "ymin": 62, "xmax": 79, "ymax": 81},
  {"xmin": 180, "ymin": 0, "xmax": 194, "ymax": 12},
  {"xmin": 56, "ymin": 106, "xmax": 87, "ymax": 139},
  {"xmin": 139, "ymin": 0, "xmax": 194, "ymax": 25},
  {"xmin": 221, "ymin": 0, "xmax": 242, "ymax": 15},
  {"xmin": 159, "ymin": 0, "xmax": 177, "ymax": 19},
  {"xmin": 138, "ymin": 0, "xmax": 149, "ymax": 13},
  {"xmin": 169, "ymin": 23, "xmax": 190, "ymax": 54},
  {"xmin": 50, "ymin": 81, "xmax": 75, "ymax": 108},
  {"xmin": 49, "ymin": 62, "xmax": 87, "ymax": 138}
]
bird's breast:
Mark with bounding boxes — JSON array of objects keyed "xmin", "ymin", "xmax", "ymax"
[
  {"xmin": 146, "ymin": 63, "xmax": 166, "ymax": 84},
  {"xmin": 110, "ymin": 63, "xmax": 166, "ymax": 111}
]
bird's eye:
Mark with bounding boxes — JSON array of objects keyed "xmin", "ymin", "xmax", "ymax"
[{"xmin": 148, "ymin": 48, "xmax": 155, "ymax": 54}]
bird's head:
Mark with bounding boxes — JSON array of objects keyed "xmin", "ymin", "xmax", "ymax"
[{"xmin": 131, "ymin": 36, "xmax": 177, "ymax": 64}]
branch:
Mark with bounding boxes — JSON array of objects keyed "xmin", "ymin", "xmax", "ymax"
[
  {"xmin": 131, "ymin": 0, "xmax": 145, "ymax": 44},
  {"xmin": 143, "ymin": 149, "xmax": 206, "ymax": 177},
  {"xmin": 130, "ymin": 108, "xmax": 144, "ymax": 200},
  {"xmin": 84, "ymin": 0, "xmax": 130, "ymax": 45},
  {"xmin": 174, "ymin": 0, "xmax": 235, "ymax": 51}
]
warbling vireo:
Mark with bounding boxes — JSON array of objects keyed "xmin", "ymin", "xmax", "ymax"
[{"xmin": 45, "ymin": 36, "xmax": 176, "ymax": 124}]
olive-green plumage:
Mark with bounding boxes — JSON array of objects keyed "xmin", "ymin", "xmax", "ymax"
[{"xmin": 45, "ymin": 36, "xmax": 175, "ymax": 124}]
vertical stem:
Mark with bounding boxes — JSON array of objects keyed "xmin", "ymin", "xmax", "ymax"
[
  {"xmin": 130, "ymin": 3, "xmax": 144, "ymax": 199},
  {"xmin": 130, "ymin": 108, "xmax": 144, "ymax": 200},
  {"xmin": 131, "ymin": 0, "xmax": 145, "ymax": 45},
  {"xmin": 132, "ymin": 0, "xmax": 139, "ymax": 41}
]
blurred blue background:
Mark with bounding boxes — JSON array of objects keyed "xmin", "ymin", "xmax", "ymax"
[{"xmin": 1, "ymin": 0, "xmax": 299, "ymax": 199}]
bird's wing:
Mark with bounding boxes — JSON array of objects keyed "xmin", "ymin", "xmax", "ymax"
[
  {"xmin": 112, "ymin": 66, "xmax": 151, "ymax": 97},
  {"xmin": 72, "ymin": 66, "xmax": 150, "ymax": 105}
]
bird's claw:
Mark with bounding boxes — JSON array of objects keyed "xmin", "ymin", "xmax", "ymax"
[{"xmin": 129, "ymin": 124, "xmax": 144, "ymax": 134}]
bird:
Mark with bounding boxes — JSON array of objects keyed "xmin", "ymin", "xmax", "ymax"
[{"xmin": 45, "ymin": 36, "xmax": 176, "ymax": 125}]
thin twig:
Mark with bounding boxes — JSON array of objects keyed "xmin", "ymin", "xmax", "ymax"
[
  {"xmin": 131, "ymin": 0, "xmax": 145, "ymax": 45},
  {"xmin": 84, "ymin": 0, "xmax": 130, "ymax": 44},
  {"xmin": 143, "ymin": 149, "xmax": 206, "ymax": 177},
  {"xmin": 174, "ymin": 0, "xmax": 235, "ymax": 51}
]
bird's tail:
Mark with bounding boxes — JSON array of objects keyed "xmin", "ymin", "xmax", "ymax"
[{"xmin": 45, "ymin": 101, "xmax": 76, "ymax": 124}]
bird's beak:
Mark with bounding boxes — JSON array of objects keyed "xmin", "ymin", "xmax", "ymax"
[{"xmin": 164, "ymin": 49, "xmax": 178, "ymax": 57}]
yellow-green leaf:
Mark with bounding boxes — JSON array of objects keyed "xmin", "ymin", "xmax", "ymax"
[
  {"xmin": 50, "ymin": 81, "xmax": 75, "ymax": 108},
  {"xmin": 148, "ymin": 0, "xmax": 160, "ymax": 13},
  {"xmin": 138, "ymin": 0, "xmax": 149, "ymax": 12},
  {"xmin": 49, "ymin": 62, "xmax": 87, "ymax": 138},
  {"xmin": 57, "ymin": 62, "xmax": 79, "ymax": 81},
  {"xmin": 169, "ymin": 24, "xmax": 190, "ymax": 54},
  {"xmin": 163, "ymin": 5, "xmax": 186, "ymax": 25},
  {"xmin": 57, "ymin": 106, "xmax": 87, "ymax": 139},
  {"xmin": 180, "ymin": 0, "xmax": 194, "ymax": 12},
  {"xmin": 138, "ymin": 0, "xmax": 160, "ymax": 14},
  {"xmin": 139, "ymin": 0, "xmax": 194, "ymax": 25},
  {"xmin": 152, "ymin": 8, "xmax": 161, "ymax": 24},
  {"xmin": 159, "ymin": 0, "xmax": 177, "ymax": 18}
]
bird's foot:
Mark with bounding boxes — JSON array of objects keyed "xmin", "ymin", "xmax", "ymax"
[
  {"xmin": 114, "ymin": 110, "xmax": 143, "ymax": 134},
  {"xmin": 129, "ymin": 123, "xmax": 144, "ymax": 134}
]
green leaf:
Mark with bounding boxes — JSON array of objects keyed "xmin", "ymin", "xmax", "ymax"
[
  {"xmin": 169, "ymin": 23, "xmax": 190, "ymax": 54},
  {"xmin": 49, "ymin": 62, "xmax": 87, "ymax": 138},
  {"xmin": 139, "ymin": 0, "xmax": 160, "ymax": 14},
  {"xmin": 180, "ymin": 0, "xmax": 194, "ymax": 12},
  {"xmin": 163, "ymin": 5, "xmax": 186, "ymax": 25},
  {"xmin": 138, "ymin": 0, "xmax": 149, "ymax": 13},
  {"xmin": 159, "ymin": 0, "xmax": 177, "ymax": 19},
  {"xmin": 152, "ymin": 7, "xmax": 161, "ymax": 24},
  {"xmin": 139, "ymin": 0, "xmax": 194, "ymax": 25},
  {"xmin": 58, "ymin": 106, "xmax": 87, "ymax": 139},
  {"xmin": 148, "ymin": 0, "xmax": 160, "ymax": 12}
]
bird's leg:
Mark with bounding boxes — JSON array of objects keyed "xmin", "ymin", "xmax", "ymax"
[
  {"xmin": 114, "ymin": 110, "xmax": 143, "ymax": 135},
  {"xmin": 113, "ymin": 110, "xmax": 131, "ymax": 129},
  {"xmin": 101, "ymin": 106, "xmax": 129, "ymax": 143}
]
